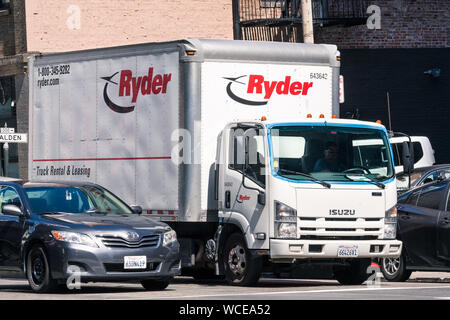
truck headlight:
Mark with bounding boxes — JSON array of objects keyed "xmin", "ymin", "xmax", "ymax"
[
  {"xmin": 383, "ymin": 206, "xmax": 398, "ymax": 239},
  {"xmin": 51, "ymin": 231, "xmax": 98, "ymax": 247},
  {"xmin": 163, "ymin": 229, "xmax": 177, "ymax": 246},
  {"xmin": 275, "ymin": 201, "xmax": 297, "ymax": 239},
  {"xmin": 384, "ymin": 224, "xmax": 397, "ymax": 239}
]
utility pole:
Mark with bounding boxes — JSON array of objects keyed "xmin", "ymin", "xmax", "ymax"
[{"xmin": 301, "ymin": 0, "xmax": 314, "ymax": 44}]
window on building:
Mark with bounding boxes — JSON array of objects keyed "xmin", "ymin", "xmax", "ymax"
[{"xmin": 0, "ymin": 0, "xmax": 10, "ymax": 10}]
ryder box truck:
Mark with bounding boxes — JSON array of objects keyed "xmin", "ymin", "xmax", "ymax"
[{"xmin": 29, "ymin": 39, "xmax": 402, "ymax": 285}]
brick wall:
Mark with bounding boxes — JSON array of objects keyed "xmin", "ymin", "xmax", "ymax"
[
  {"xmin": 0, "ymin": 0, "xmax": 27, "ymax": 57},
  {"xmin": 0, "ymin": 5, "xmax": 16, "ymax": 57},
  {"xmin": 315, "ymin": 0, "xmax": 450, "ymax": 48},
  {"xmin": 26, "ymin": 0, "xmax": 233, "ymax": 53}
]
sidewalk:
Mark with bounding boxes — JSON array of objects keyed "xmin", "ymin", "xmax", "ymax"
[{"xmin": 409, "ymin": 272, "xmax": 450, "ymax": 283}]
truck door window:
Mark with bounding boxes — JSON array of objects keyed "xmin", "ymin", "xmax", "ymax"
[{"xmin": 229, "ymin": 127, "xmax": 265, "ymax": 188}]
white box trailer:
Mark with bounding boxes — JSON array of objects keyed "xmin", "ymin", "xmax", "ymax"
[{"xmin": 29, "ymin": 39, "xmax": 402, "ymax": 285}]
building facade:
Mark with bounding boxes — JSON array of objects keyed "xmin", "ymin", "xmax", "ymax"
[
  {"xmin": 0, "ymin": 0, "xmax": 27, "ymax": 178},
  {"xmin": 4, "ymin": 0, "xmax": 450, "ymax": 178},
  {"xmin": 235, "ymin": 0, "xmax": 450, "ymax": 163},
  {"xmin": 25, "ymin": 0, "xmax": 233, "ymax": 53}
]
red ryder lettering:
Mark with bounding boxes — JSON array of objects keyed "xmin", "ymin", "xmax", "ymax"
[
  {"xmin": 247, "ymin": 75, "xmax": 313, "ymax": 99},
  {"xmin": 119, "ymin": 68, "xmax": 172, "ymax": 103}
]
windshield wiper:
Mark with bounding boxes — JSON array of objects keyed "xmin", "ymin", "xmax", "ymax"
[
  {"xmin": 278, "ymin": 169, "xmax": 331, "ymax": 188},
  {"xmin": 337, "ymin": 173, "xmax": 385, "ymax": 189}
]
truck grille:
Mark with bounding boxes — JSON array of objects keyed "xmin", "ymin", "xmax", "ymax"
[
  {"xmin": 297, "ymin": 217, "xmax": 383, "ymax": 239},
  {"xmin": 97, "ymin": 234, "xmax": 160, "ymax": 248}
]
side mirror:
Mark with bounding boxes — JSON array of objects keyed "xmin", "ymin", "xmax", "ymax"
[
  {"xmin": 131, "ymin": 205, "xmax": 143, "ymax": 215},
  {"xmin": 402, "ymin": 141, "xmax": 414, "ymax": 174},
  {"xmin": 2, "ymin": 204, "xmax": 23, "ymax": 217}
]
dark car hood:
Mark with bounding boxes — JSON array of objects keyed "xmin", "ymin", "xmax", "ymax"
[{"xmin": 41, "ymin": 212, "xmax": 170, "ymax": 232}]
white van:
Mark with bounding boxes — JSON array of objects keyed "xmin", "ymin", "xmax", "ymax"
[{"xmin": 389, "ymin": 136, "xmax": 435, "ymax": 173}]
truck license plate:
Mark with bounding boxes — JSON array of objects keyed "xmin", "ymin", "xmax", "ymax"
[
  {"xmin": 337, "ymin": 245, "xmax": 359, "ymax": 257},
  {"xmin": 124, "ymin": 256, "xmax": 147, "ymax": 269}
]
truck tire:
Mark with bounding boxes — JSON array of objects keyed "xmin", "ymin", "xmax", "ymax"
[
  {"xmin": 223, "ymin": 233, "xmax": 262, "ymax": 286},
  {"xmin": 333, "ymin": 259, "xmax": 371, "ymax": 285},
  {"xmin": 141, "ymin": 277, "xmax": 172, "ymax": 290},
  {"xmin": 380, "ymin": 253, "xmax": 412, "ymax": 282},
  {"xmin": 26, "ymin": 244, "xmax": 59, "ymax": 293}
]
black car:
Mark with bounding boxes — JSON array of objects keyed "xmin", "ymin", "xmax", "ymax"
[
  {"xmin": 0, "ymin": 180, "xmax": 180, "ymax": 293},
  {"xmin": 396, "ymin": 164, "xmax": 450, "ymax": 194},
  {"xmin": 380, "ymin": 178, "xmax": 450, "ymax": 281}
]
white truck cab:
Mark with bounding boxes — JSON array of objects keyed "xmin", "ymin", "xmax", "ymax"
[{"xmin": 215, "ymin": 117, "xmax": 402, "ymax": 285}]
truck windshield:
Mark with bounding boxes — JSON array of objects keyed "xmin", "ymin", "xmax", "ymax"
[
  {"xmin": 23, "ymin": 185, "xmax": 133, "ymax": 215},
  {"xmin": 269, "ymin": 125, "xmax": 394, "ymax": 183}
]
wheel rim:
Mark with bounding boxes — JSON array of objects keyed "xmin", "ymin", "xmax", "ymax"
[
  {"xmin": 383, "ymin": 257, "xmax": 400, "ymax": 276},
  {"xmin": 30, "ymin": 251, "xmax": 46, "ymax": 286},
  {"xmin": 227, "ymin": 244, "xmax": 247, "ymax": 278}
]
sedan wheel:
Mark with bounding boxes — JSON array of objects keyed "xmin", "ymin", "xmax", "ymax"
[
  {"xmin": 26, "ymin": 245, "xmax": 58, "ymax": 293},
  {"xmin": 382, "ymin": 257, "xmax": 400, "ymax": 276},
  {"xmin": 380, "ymin": 252, "xmax": 412, "ymax": 282}
]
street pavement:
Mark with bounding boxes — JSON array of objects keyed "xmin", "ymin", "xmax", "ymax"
[{"xmin": 0, "ymin": 272, "xmax": 450, "ymax": 300}]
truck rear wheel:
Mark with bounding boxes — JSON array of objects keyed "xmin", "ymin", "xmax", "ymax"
[
  {"xmin": 333, "ymin": 259, "xmax": 371, "ymax": 285},
  {"xmin": 223, "ymin": 233, "xmax": 262, "ymax": 286}
]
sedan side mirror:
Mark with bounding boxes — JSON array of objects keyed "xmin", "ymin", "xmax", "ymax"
[
  {"xmin": 131, "ymin": 205, "xmax": 143, "ymax": 215},
  {"xmin": 2, "ymin": 204, "xmax": 23, "ymax": 217}
]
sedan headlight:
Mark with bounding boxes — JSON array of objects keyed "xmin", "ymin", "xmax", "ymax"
[
  {"xmin": 383, "ymin": 206, "xmax": 398, "ymax": 239},
  {"xmin": 163, "ymin": 229, "xmax": 177, "ymax": 246},
  {"xmin": 51, "ymin": 231, "xmax": 98, "ymax": 247},
  {"xmin": 275, "ymin": 201, "xmax": 297, "ymax": 239}
]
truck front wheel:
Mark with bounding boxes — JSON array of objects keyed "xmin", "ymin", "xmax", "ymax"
[
  {"xmin": 333, "ymin": 259, "xmax": 371, "ymax": 285},
  {"xmin": 223, "ymin": 233, "xmax": 262, "ymax": 286}
]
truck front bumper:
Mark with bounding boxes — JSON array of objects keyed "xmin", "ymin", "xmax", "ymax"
[{"xmin": 270, "ymin": 239, "xmax": 402, "ymax": 260}]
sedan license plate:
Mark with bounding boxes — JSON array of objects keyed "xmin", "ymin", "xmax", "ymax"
[
  {"xmin": 124, "ymin": 256, "xmax": 147, "ymax": 269},
  {"xmin": 337, "ymin": 245, "xmax": 359, "ymax": 257}
]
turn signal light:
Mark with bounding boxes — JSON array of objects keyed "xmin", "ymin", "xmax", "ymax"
[
  {"xmin": 319, "ymin": 114, "xmax": 325, "ymax": 118},
  {"xmin": 376, "ymin": 120, "xmax": 382, "ymax": 124},
  {"xmin": 307, "ymin": 114, "xmax": 312, "ymax": 118},
  {"xmin": 332, "ymin": 114, "xmax": 337, "ymax": 119}
]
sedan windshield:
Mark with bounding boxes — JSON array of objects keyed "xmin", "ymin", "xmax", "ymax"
[
  {"xmin": 23, "ymin": 185, "xmax": 133, "ymax": 215},
  {"xmin": 269, "ymin": 125, "xmax": 394, "ymax": 183}
]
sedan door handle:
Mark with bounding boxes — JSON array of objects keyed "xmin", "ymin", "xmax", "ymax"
[
  {"xmin": 401, "ymin": 215, "xmax": 411, "ymax": 220},
  {"xmin": 441, "ymin": 217, "xmax": 450, "ymax": 225}
]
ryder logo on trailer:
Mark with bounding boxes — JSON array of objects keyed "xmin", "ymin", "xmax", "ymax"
[
  {"xmin": 101, "ymin": 68, "xmax": 172, "ymax": 113},
  {"xmin": 223, "ymin": 75, "xmax": 314, "ymax": 106}
]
